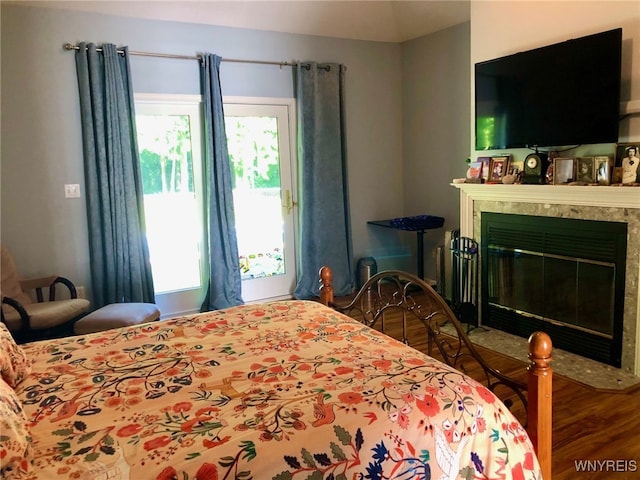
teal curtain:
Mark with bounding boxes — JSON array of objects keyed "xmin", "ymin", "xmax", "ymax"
[
  {"xmin": 199, "ymin": 54, "xmax": 243, "ymax": 311},
  {"xmin": 294, "ymin": 63, "xmax": 354, "ymax": 298},
  {"xmin": 75, "ymin": 43, "xmax": 155, "ymax": 308}
]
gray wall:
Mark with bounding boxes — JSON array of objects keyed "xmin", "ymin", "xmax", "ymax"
[
  {"xmin": 1, "ymin": 4, "xmax": 469, "ymax": 299},
  {"xmin": 402, "ymin": 23, "xmax": 470, "ymax": 279}
]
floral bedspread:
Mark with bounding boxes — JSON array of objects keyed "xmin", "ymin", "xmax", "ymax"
[{"xmin": 14, "ymin": 300, "xmax": 540, "ymax": 480}]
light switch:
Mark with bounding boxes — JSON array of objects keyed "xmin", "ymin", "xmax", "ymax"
[{"xmin": 64, "ymin": 184, "xmax": 81, "ymax": 198}]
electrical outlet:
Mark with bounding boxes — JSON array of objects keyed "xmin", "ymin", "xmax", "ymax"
[{"xmin": 64, "ymin": 184, "xmax": 81, "ymax": 198}]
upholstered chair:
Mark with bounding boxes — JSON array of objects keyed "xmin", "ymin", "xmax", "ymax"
[{"xmin": 0, "ymin": 245, "xmax": 90, "ymax": 342}]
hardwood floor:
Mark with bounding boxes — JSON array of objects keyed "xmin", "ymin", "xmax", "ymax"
[
  {"xmin": 337, "ymin": 301, "xmax": 640, "ymax": 480},
  {"xmin": 466, "ymin": 345, "xmax": 640, "ymax": 480}
]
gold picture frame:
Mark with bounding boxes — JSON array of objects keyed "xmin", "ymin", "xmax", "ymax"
[
  {"xmin": 594, "ymin": 156, "xmax": 611, "ymax": 185},
  {"xmin": 488, "ymin": 155, "xmax": 509, "ymax": 183},
  {"xmin": 575, "ymin": 157, "xmax": 595, "ymax": 184}
]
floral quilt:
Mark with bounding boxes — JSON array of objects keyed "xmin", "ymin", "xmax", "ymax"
[{"xmin": 12, "ymin": 300, "xmax": 540, "ymax": 479}]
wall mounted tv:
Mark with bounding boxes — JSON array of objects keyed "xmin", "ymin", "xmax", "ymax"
[{"xmin": 475, "ymin": 28, "xmax": 622, "ymax": 151}]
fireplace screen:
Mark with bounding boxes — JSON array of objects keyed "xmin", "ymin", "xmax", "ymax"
[
  {"xmin": 487, "ymin": 248, "xmax": 615, "ymax": 338},
  {"xmin": 481, "ymin": 213, "xmax": 626, "ymax": 366}
]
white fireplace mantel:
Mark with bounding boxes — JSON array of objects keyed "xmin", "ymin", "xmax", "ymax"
[{"xmin": 451, "ymin": 183, "xmax": 640, "ymax": 237}]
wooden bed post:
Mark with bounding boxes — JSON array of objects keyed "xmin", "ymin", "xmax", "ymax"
[
  {"xmin": 527, "ymin": 331, "xmax": 553, "ymax": 480},
  {"xmin": 319, "ymin": 266, "xmax": 334, "ymax": 306}
]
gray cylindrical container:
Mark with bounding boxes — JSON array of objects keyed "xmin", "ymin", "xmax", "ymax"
[{"xmin": 357, "ymin": 257, "xmax": 377, "ymax": 288}]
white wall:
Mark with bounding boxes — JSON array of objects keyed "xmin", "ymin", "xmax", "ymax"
[{"xmin": 469, "ymin": 1, "xmax": 640, "ymax": 159}]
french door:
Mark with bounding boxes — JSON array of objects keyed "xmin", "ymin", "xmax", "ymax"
[
  {"xmin": 135, "ymin": 95, "xmax": 206, "ymax": 317},
  {"xmin": 224, "ymin": 98, "xmax": 298, "ymax": 303},
  {"xmin": 135, "ymin": 95, "xmax": 297, "ymax": 315}
]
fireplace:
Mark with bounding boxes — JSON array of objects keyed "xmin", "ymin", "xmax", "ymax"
[
  {"xmin": 481, "ymin": 212, "xmax": 626, "ymax": 366},
  {"xmin": 451, "ymin": 183, "xmax": 640, "ymax": 375}
]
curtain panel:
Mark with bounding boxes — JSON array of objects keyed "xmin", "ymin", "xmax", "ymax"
[
  {"xmin": 75, "ymin": 42, "xmax": 155, "ymax": 308},
  {"xmin": 294, "ymin": 62, "xmax": 354, "ymax": 299},
  {"xmin": 199, "ymin": 54, "xmax": 244, "ymax": 311}
]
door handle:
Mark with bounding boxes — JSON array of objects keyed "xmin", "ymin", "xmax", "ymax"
[{"xmin": 283, "ymin": 190, "xmax": 298, "ymax": 215}]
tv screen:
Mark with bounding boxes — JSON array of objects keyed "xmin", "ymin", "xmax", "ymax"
[{"xmin": 475, "ymin": 28, "xmax": 622, "ymax": 151}]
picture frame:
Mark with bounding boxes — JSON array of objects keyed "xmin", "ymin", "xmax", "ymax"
[
  {"xmin": 488, "ymin": 155, "xmax": 509, "ymax": 183},
  {"xmin": 615, "ymin": 143, "xmax": 640, "ymax": 184},
  {"xmin": 553, "ymin": 157, "xmax": 574, "ymax": 185},
  {"xmin": 467, "ymin": 161, "xmax": 483, "ymax": 183},
  {"xmin": 594, "ymin": 156, "xmax": 611, "ymax": 185},
  {"xmin": 509, "ymin": 160, "xmax": 524, "ymax": 176},
  {"xmin": 575, "ymin": 157, "xmax": 595, "ymax": 184},
  {"xmin": 477, "ymin": 156, "xmax": 492, "ymax": 182}
]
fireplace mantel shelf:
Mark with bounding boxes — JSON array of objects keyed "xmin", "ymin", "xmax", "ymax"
[{"xmin": 451, "ymin": 183, "xmax": 640, "ymax": 209}]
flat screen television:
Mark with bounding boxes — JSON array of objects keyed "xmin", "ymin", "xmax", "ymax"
[{"xmin": 475, "ymin": 28, "xmax": 622, "ymax": 151}]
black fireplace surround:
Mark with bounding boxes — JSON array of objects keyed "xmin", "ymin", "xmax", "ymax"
[{"xmin": 481, "ymin": 212, "xmax": 627, "ymax": 367}]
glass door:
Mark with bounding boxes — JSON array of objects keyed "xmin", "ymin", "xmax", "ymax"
[
  {"xmin": 135, "ymin": 95, "xmax": 206, "ymax": 317},
  {"xmin": 224, "ymin": 99, "xmax": 297, "ymax": 302}
]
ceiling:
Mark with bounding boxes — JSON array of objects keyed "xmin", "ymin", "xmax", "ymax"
[{"xmin": 13, "ymin": 1, "xmax": 471, "ymax": 43}]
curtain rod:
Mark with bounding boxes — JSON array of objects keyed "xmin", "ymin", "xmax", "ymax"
[{"xmin": 63, "ymin": 43, "xmax": 299, "ymax": 68}]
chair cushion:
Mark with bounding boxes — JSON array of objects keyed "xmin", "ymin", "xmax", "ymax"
[
  {"xmin": 74, "ymin": 303, "xmax": 160, "ymax": 335},
  {"xmin": 2, "ymin": 299, "xmax": 90, "ymax": 332},
  {"xmin": 0, "ymin": 245, "xmax": 32, "ymax": 309}
]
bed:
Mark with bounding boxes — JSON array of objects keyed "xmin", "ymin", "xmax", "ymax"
[{"xmin": 1, "ymin": 267, "xmax": 552, "ymax": 480}]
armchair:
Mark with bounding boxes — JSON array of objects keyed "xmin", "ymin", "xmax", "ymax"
[{"xmin": 1, "ymin": 245, "xmax": 90, "ymax": 342}]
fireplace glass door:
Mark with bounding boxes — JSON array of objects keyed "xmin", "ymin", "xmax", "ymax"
[{"xmin": 487, "ymin": 247, "xmax": 615, "ymax": 338}]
